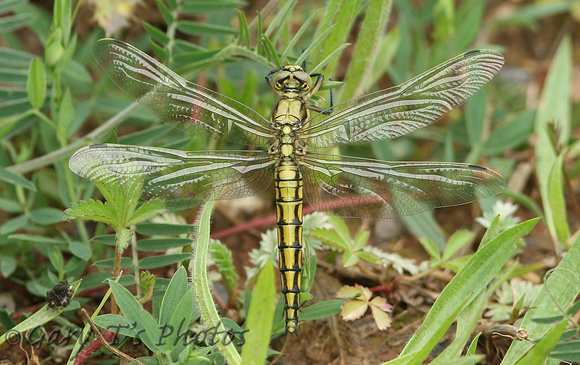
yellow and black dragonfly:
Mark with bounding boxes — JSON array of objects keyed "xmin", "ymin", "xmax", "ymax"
[{"xmin": 69, "ymin": 39, "xmax": 506, "ymax": 334}]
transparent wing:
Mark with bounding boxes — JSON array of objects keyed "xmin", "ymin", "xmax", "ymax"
[
  {"xmin": 69, "ymin": 144, "xmax": 275, "ymax": 208},
  {"xmin": 303, "ymin": 50, "xmax": 504, "ymax": 147},
  {"xmin": 301, "ymin": 153, "xmax": 506, "ymax": 219},
  {"xmin": 93, "ymin": 39, "xmax": 272, "ymax": 146}
]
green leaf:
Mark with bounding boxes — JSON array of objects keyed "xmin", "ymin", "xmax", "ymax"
[
  {"xmin": 155, "ymin": 0, "xmax": 174, "ymax": 25},
  {"xmin": 159, "ymin": 267, "xmax": 188, "ymax": 326},
  {"xmin": 482, "ymin": 110, "xmax": 535, "ymax": 155},
  {"xmin": 340, "ymin": 0, "xmax": 392, "ymax": 101},
  {"xmin": 163, "ymin": 287, "xmax": 193, "ymax": 354},
  {"xmin": 181, "ymin": 0, "xmax": 244, "ymax": 13},
  {"xmin": 0, "ymin": 13, "xmax": 35, "ymax": 33},
  {"xmin": 116, "ymin": 227, "xmax": 132, "ymax": 252},
  {"xmin": 192, "ymin": 195, "xmax": 241, "ymax": 363},
  {"xmin": 177, "ymin": 20, "xmax": 237, "ymax": 36},
  {"xmin": 94, "ymin": 314, "xmax": 134, "ymax": 336},
  {"xmin": 241, "ymin": 261, "xmax": 275, "ymax": 365},
  {"xmin": 143, "ymin": 21, "xmax": 170, "ymax": 45},
  {"xmin": 397, "ymin": 218, "xmax": 539, "ymax": 362},
  {"xmin": 342, "ymin": 251, "xmax": 359, "ymax": 267},
  {"xmin": 68, "ymin": 241, "xmax": 92, "ymax": 261},
  {"xmin": 0, "ymin": 166, "xmax": 36, "ymax": 190},
  {"xmin": 0, "ymin": 254, "xmax": 17, "ymax": 277},
  {"xmin": 300, "ymin": 299, "xmax": 345, "ymax": 321},
  {"xmin": 137, "ymin": 238, "xmax": 193, "ymax": 251},
  {"xmin": 135, "ymin": 223, "xmax": 195, "ymax": 236},
  {"xmin": 139, "ymin": 254, "xmax": 192, "ymax": 269},
  {"xmin": 502, "ymin": 232, "xmax": 580, "ymax": 362},
  {"xmin": 63, "ymin": 199, "xmax": 117, "ymax": 227},
  {"xmin": 126, "ymin": 199, "xmax": 166, "ymax": 226},
  {"xmin": 26, "ymin": 57, "xmax": 46, "ymax": 109},
  {"xmin": 47, "ymin": 245, "xmax": 64, "ymax": 273},
  {"xmin": 8, "ymin": 234, "xmax": 64, "ymax": 244},
  {"xmin": 93, "ymin": 257, "xmax": 133, "ymax": 270},
  {"xmin": 310, "ymin": 227, "xmax": 348, "ymax": 250},
  {"xmin": 57, "ymin": 87, "xmax": 74, "ymax": 133},
  {"xmin": 0, "ymin": 0, "xmax": 24, "ymax": 13},
  {"xmin": 29, "ymin": 207, "xmax": 64, "ymax": 225},
  {"xmin": 312, "ymin": 0, "xmax": 362, "ymax": 77},
  {"xmin": 465, "ymin": 89, "xmax": 486, "ymax": 147},
  {"xmin": 419, "ymin": 237, "xmax": 441, "ymax": 262},
  {"xmin": 442, "ymin": 230, "xmax": 475, "ymax": 262},
  {"xmin": 109, "ymin": 280, "xmax": 160, "ymax": 352},
  {"xmin": 546, "ymin": 154, "xmax": 569, "ymax": 244},
  {"xmin": 401, "ymin": 212, "xmax": 446, "ymax": 251},
  {"xmin": 534, "ymin": 36, "xmax": 572, "ymax": 244},
  {"xmin": 0, "ymin": 215, "xmax": 28, "ymax": 235}
]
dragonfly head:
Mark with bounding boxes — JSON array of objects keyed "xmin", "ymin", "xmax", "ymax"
[{"xmin": 268, "ymin": 65, "xmax": 313, "ymax": 97}]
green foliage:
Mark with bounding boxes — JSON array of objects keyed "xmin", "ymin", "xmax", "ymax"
[{"xmin": 0, "ymin": 0, "xmax": 577, "ymax": 363}]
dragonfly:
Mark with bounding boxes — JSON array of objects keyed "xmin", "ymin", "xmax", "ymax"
[{"xmin": 69, "ymin": 39, "xmax": 506, "ymax": 335}]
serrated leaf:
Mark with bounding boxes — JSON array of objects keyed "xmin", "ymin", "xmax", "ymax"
[
  {"xmin": 26, "ymin": 57, "xmax": 46, "ymax": 109},
  {"xmin": 336, "ymin": 285, "xmax": 361, "ymax": 299},
  {"xmin": 341, "ymin": 300, "xmax": 368, "ymax": 321},
  {"xmin": 126, "ymin": 199, "xmax": 166, "ymax": 226},
  {"xmin": 116, "ymin": 227, "xmax": 132, "ymax": 252},
  {"xmin": 64, "ymin": 199, "xmax": 117, "ymax": 227},
  {"xmin": 370, "ymin": 297, "xmax": 392, "ymax": 331}
]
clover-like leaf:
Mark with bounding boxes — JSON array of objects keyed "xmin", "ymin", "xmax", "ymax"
[{"xmin": 337, "ymin": 284, "xmax": 392, "ymax": 330}]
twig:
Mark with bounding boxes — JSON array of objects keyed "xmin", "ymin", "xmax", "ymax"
[{"xmin": 80, "ymin": 308, "xmax": 144, "ymax": 365}]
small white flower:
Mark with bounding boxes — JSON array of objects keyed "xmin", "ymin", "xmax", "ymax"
[{"xmin": 476, "ymin": 201, "xmax": 520, "ymax": 230}]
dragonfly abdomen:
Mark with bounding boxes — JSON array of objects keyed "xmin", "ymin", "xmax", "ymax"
[{"xmin": 275, "ymin": 158, "xmax": 304, "ymax": 334}]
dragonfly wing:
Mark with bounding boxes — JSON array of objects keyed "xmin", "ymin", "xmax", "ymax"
[
  {"xmin": 93, "ymin": 39, "xmax": 272, "ymax": 146},
  {"xmin": 301, "ymin": 153, "xmax": 506, "ymax": 219},
  {"xmin": 69, "ymin": 144, "xmax": 275, "ymax": 208},
  {"xmin": 304, "ymin": 50, "xmax": 504, "ymax": 147}
]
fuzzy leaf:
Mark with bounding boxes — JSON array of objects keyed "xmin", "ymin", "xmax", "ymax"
[{"xmin": 64, "ymin": 199, "xmax": 117, "ymax": 227}]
